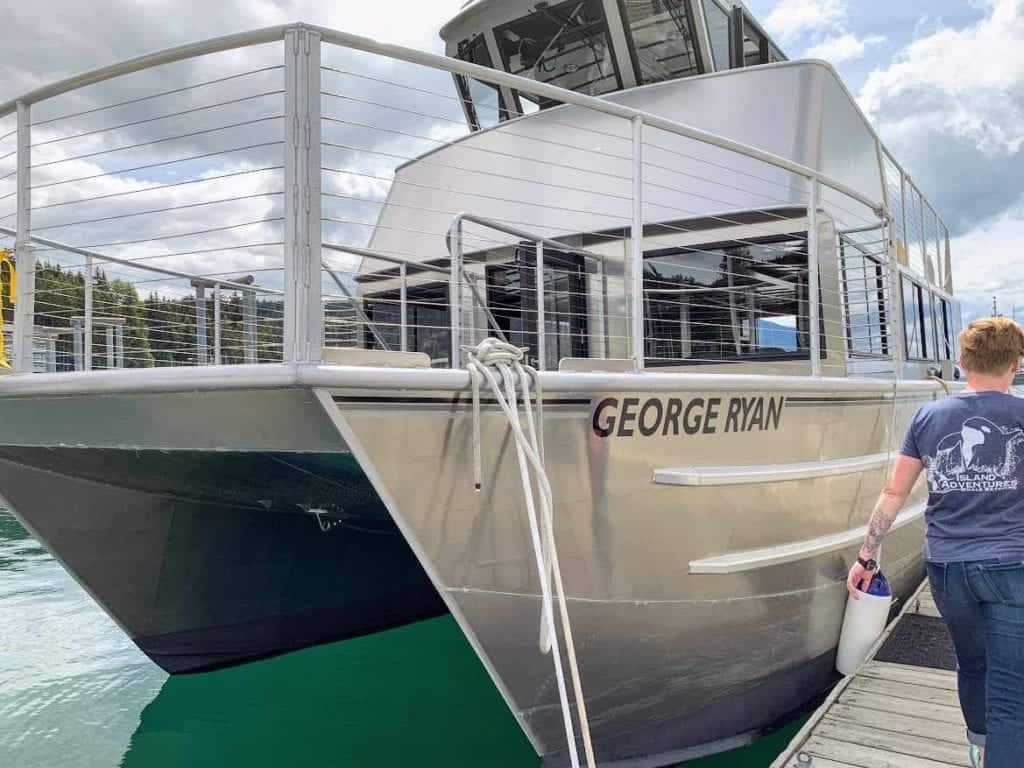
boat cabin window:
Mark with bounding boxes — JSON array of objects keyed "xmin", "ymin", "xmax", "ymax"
[
  {"xmin": 618, "ymin": 0, "xmax": 703, "ymax": 84},
  {"xmin": 939, "ymin": 297, "xmax": 954, "ymax": 361},
  {"xmin": 841, "ymin": 248, "xmax": 889, "ymax": 357},
  {"xmin": 742, "ymin": 16, "xmax": 769, "ymax": 67},
  {"xmin": 643, "ymin": 235, "xmax": 818, "ymax": 365},
  {"xmin": 454, "ymin": 34, "xmax": 507, "ymax": 129},
  {"xmin": 901, "ymin": 275, "xmax": 941, "ymax": 362},
  {"xmin": 485, "ymin": 248, "xmax": 589, "ymax": 369},
  {"xmin": 494, "ymin": 0, "xmax": 622, "ymax": 102},
  {"xmin": 365, "ymin": 283, "xmax": 452, "ymax": 367},
  {"xmin": 702, "ymin": 0, "xmax": 731, "ymax": 71}
]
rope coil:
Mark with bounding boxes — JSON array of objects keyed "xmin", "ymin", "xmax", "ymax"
[{"xmin": 463, "ymin": 337, "xmax": 596, "ymax": 768}]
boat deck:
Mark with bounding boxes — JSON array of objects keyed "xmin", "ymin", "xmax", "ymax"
[{"xmin": 771, "ymin": 580, "xmax": 971, "ymax": 768}]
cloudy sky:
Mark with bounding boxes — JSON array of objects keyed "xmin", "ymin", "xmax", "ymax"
[{"xmin": 0, "ymin": 0, "xmax": 1020, "ymax": 323}]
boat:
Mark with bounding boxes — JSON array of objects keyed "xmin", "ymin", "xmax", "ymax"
[{"xmin": 0, "ymin": 2, "xmax": 959, "ymax": 765}]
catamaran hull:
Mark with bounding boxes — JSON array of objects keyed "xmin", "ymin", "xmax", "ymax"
[
  {"xmin": 0, "ymin": 387, "xmax": 445, "ymax": 673},
  {"xmin": 0, "ymin": 370, "xmax": 939, "ymax": 765}
]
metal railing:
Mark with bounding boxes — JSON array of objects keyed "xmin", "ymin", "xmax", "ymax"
[{"xmin": 0, "ymin": 22, "xmax": 955, "ymax": 379}]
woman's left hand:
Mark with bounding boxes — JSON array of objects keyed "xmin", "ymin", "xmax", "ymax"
[{"xmin": 846, "ymin": 561, "xmax": 873, "ymax": 599}]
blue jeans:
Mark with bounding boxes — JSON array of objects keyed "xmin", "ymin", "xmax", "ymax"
[{"xmin": 928, "ymin": 560, "xmax": 1024, "ymax": 768}]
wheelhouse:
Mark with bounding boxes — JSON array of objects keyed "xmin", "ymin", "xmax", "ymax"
[{"xmin": 441, "ymin": 0, "xmax": 786, "ymax": 129}]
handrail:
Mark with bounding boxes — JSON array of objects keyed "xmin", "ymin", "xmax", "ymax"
[
  {"xmin": 0, "ymin": 226, "xmax": 283, "ymax": 295},
  {"xmin": 444, "ymin": 213, "xmax": 607, "ymax": 265},
  {"xmin": 323, "ymin": 240, "xmax": 509, "ymax": 353},
  {"xmin": 0, "ymin": 21, "xmax": 882, "ymax": 215},
  {"xmin": 0, "ymin": 25, "xmax": 291, "ymax": 117}
]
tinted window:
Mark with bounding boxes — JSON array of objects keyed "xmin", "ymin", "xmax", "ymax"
[
  {"xmin": 842, "ymin": 248, "xmax": 888, "ymax": 356},
  {"xmin": 742, "ymin": 16, "xmax": 768, "ymax": 67},
  {"xmin": 495, "ymin": 0, "xmax": 620, "ymax": 99},
  {"xmin": 940, "ymin": 297, "xmax": 954, "ymax": 361},
  {"xmin": 486, "ymin": 249, "xmax": 589, "ymax": 369},
  {"xmin": 620, "ymin": 0, "xmax": 702, "ymax": 83},
  {"xmin": 455, "ymin": 35, "xmax": 505, "ymax": 129},
  {"xmin": 365, "ymin": 283, "xmax": 451, "ymax": 367},
  {"xmin": 902, "ymin": 276, "xmax": 924, "ymax": 360},
  {"xmin": 702, "ymin": 0, "xmax": 731, "ymax": 70},
  {"xmin": 922, "ymin": 289, "xmax": 937, "ymax": 361},
  {"xmin": 643, "ymin": 237, "xmax": 817, "ymax": 364}
]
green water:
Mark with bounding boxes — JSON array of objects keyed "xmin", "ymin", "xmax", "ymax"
[{"xmin": 0, "ymin": 509, "xmax": 801, "ymax": 767}]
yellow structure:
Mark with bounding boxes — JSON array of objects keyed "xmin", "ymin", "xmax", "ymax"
[{"xmin": 0, "ymin": 250, "xmax": 15, "ymax": 369}]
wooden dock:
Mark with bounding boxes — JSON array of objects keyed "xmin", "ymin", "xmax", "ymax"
[{"xmin": 771, "ymin": 580, "xmax": 971, "ymax": 768}]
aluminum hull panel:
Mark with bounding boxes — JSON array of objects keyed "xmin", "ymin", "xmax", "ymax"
[{"xmin": 328, "ymin": 383, "xmax": 935, "ymax": 764}]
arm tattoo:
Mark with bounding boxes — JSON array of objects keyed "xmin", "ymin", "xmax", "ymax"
[{"xmin": 860, "ymin": 491, "xmax": 902, "ymax": 559}]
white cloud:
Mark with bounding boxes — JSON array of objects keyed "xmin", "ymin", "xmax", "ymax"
[
  {"xmin": 950, "ymin": 200, "xmax": 1024, "ymax": 321},
  {"xmin": 763, "ymin": 0, "xmax": 847, "ymax": 43},
  {"xmin": 804, "ymin": 32, "xmax": 885, "ymax": 64},
  {"xmin": 860, "ymin": 0, "xmax": 1024, "ymax": 156}
]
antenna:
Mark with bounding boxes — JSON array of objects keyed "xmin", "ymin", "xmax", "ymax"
[{"xmin": 993, "ymin": 296, "xmax": 1000, "ymax": 317}]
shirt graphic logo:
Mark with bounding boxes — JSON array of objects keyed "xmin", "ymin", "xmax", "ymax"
[{"xmin": 927, "ymin": 416, "xmax": 1024, "ymax": 494}]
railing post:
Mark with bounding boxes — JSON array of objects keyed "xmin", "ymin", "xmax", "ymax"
[
  {"xmin": 283, "ymin": 26, "xmax": 323, "ymax": 364},
  {"xmin": 535, "ymin": 241, "xmax": 546, "ymax": 370},
  {"xmin": 105, "ymin": 325, "xmax": 115, "ymax": 370},
  {"xmin": 194, "ymin": 283, "xmax": 208, "ymax": 364},
  {"xmin": 808, "ymin": 177, "xmax": 822, "ymax": 377},
  {"xmin": 399, "ymin": 262, "xmax": 408, "ymax": 353},
  {"xmin": 630, "ymin": 115, "xmax": 645, "ymax": 369},
  {"xmin": 115, "ymin": 323, "xmax": 124, "ymax": 369},
  {"xmin": 213, "ymin": 283, "xmax": 222, "ymax": 365},
  {"xmin": 12, "ymin": 101, "xmax": 34, "ymax": 373},
  {"xmin": 84, "ymin": 253, "xmax": 93, "ymax": 371},
  {"xmin": 450, "ymin": 218, "xmax": 463, "ymax": 368},
  {"xmin": 71, "ymin": 317, "xmax": 83, "ymax": 371}
]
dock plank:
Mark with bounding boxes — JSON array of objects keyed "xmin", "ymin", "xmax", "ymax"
[
  {"xmin": 771, "ymin": 579, "xmax": 970, "ymax": 768},
  {"xmin": 846, "ymin": 676, "xmax": 961, "ymax": 708},
  {"xmin": 801, "ymin": 735, "xmax": 966, "ymax": 768},
  {"xmin": 859, "ymin": 661, "xmax": 958, "ymax": 691},
  {"xmin": 838, "ymin": 689, "xmax": 965, "ymax": 727},
  {"xmin": 825, "ymin": 703, "xmax": 966, "ymax": 745},
  {"xmin": 814, "ymin": 718, "xmax": 968, "ymax": 765}
]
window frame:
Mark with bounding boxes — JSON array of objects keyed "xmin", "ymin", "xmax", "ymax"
[
  {"xmin": 484, "ymin": 247, "xmax": 590, "ymax": 369},
  {"xmin": 493, "ymin": 0, "xmax": 624, "ymax": 105},
  {"xmin": 363, "ymin": 281, "xmax": 453, "ymax": 367},
  {"xmin": 616, "ymin": 0, "xmax": 706, "ymax": 85},
  {"xmin": 641, "ymin": 232, "xmax": 825, "ymax": 367},
  {"xmin": 840, "ymin": 246, "xmax": 889, "ymax": 359}
]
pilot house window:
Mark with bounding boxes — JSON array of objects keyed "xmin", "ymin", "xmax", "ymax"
[
  {"xmin": 618, "ymin": 0, "xmax": 703, "ymax": 83},
  {"xmin": 643, "ymin": 237, "xmax": 818, "ymax": 365},
  {"xmin": 495, "ymin": 0, "xmax": 621, "ymax": 100}
]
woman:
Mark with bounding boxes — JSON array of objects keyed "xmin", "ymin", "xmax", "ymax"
[{"xmin": 847, "ymin": 316, "xmax": 1024, "ymax": 768}]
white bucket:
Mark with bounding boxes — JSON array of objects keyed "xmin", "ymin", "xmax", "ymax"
[{"xmin": 836, "ymin": 590, "xmax": 893, "ymax": 676}]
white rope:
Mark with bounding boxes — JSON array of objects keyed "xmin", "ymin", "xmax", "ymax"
[{"xmin": 464, "ymin": 337, "xmax": 596, "ymax": 768}]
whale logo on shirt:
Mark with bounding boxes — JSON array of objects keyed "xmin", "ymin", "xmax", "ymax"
[{"xmin": 929, "ymin": 417, "xmax": 1024, "ymax": 493}]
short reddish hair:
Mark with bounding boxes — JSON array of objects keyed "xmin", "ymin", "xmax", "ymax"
[{"xmin": 959, "ymin": 317, "xmax": 1024, "ymax": 374}]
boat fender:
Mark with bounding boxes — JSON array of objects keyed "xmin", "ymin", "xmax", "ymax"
[{"xmin": 836, "ymin": 571, "xmax": 892, "ymax": 676}]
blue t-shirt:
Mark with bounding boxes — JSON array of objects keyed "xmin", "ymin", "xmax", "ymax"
[{"xmin": 902, "ymin": 391, "xmax": 1024, "ymax": 563}]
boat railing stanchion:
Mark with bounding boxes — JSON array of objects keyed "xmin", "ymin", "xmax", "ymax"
[
  {"xmin": 808, "ymin": 176, "xmax": 822, "ymax": 377},
  {"xmin": 630, "ymin": 115, "xmax": 644, "ymax": 370},
  {"xmin": 535, "ymin": 240, "xmax": 545, "ymax": 370},
  {"xmin": 213, "ymin": 283, "xmax": 222, "ymax": 366},
  {"xmin": 84, "ymin": 253, "xmax": 93, "ymax": 371},
  {"xmin": 450, "ymin": 216, "xmax": 463, "ymax": 368},
  {"xmin": 399, "ymin": 262, "xmax": 408, "ymax": 353},
  {"xmin": 13, "ymin": 100, "xmax": 33, "ymax": 374}
]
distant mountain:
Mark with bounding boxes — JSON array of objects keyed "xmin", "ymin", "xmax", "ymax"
[{"xmin": 757, "ymin": 318, "xmax": 798, "ymax": 352}]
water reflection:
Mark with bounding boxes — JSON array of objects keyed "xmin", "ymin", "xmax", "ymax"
[
  {"xmin": 122, "ymin": 617, "xmax": 535, "ymax": 768},
  {"xmin": 1, "ymin": 508, "xmax": 796, "ymax": 768}
]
